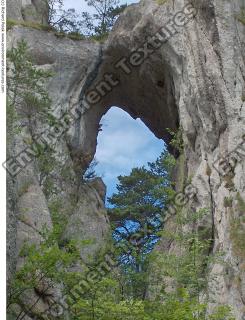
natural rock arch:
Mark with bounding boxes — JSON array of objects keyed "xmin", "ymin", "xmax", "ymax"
[{"xmin": 67, "ymin": 4, "xmax": 185, "ymax": 174}]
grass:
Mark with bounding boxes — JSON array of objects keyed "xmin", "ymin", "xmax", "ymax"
[
  {"xmin": 7, "ymin": 19, "xmax": 55, "ymax": 32},
  {"xmin": 89, "ymin": 33, "xmax": 109, "ymax": 43},
  {"xmin": 54, "ymin": 31, "xmax": 86, "ymax": 41},
  {"xmin": 156, "ymin": 0, "xmax": 168, "ymax": 5}
]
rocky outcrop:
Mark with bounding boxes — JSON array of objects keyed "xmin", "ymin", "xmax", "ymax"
[
  {"xmin": 6, "ymin": 26, "xmax": 110, "ymax": 317},
  {"xmin": 7, "ymin": 0, "xmax": 49, "ymax": 24},
  {"xmin": 6, "ymin": 0, "xmax": 245, "ymax": 318}
]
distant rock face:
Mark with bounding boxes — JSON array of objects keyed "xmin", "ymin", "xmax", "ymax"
[
  {"xmin": 6, "ymin": 0, "xmax": 245, "ymax": 318},
  {"xmin": 7, "ymin": 0, "xmax": 49, "ymax": 24}
]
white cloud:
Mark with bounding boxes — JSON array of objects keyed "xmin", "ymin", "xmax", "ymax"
[
  {"xmin": 63, "ymin": 0, "xmax": 91, "ymax": 13},
  {"xmin": 63, "ymin": 0, "xmax": 139, "ymax": 13}
]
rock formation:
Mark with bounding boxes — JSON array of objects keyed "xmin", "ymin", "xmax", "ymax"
[
  {"xmin": 7, "ymin": 0, "xmax": 49, "ymax": 24},
  {"xmin": 6, "ymin": 0, "xmax": 245, "ymax": 318}
]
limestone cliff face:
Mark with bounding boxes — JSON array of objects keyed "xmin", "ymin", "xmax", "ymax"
[{"xmin": 7, "ymin": 0, "xmax": 245, "ymax": 318}]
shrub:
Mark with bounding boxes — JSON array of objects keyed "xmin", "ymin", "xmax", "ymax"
[{"xmin": 224, "ymin": 196, "xmax": 233, "ymax": 208}]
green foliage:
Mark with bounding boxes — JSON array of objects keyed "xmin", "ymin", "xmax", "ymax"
[
  {"xmin": 152, "ymin": 208, "xmax": 212, "ymax": 299},
  {"xmin": 67, "ymin": 279, "xmax": 233, "ymax": 320},
  {"xmin": 48, "ymin": 199, "xmax": 68, "ymax": 245},
  {"xmin": 8, "ymin": 0, "xmax": 127, "ymax": 39},
  {"xmin": 8, "ymin": 226, "xmax": 80, "ymax": 309},
  {"xmin": 80, "ymin": 0, "xmax": 127, "ymax": 37},
  {"xmin": 6, "ymin": 19, "xmax": 55, "ymax": 32},
  {"xmin": 54, "ymin": 30, "xmax": 86, "ymax": 41},
  {"xmin": 230, "ymin": 206, "xmax": 245, "ymax": 259},
  {"xmin": 34, "ymin": 143, "xmax": 58, "ymax": 193},
  {"xmin": 7, "ymin": 40, "xmax": 53, "ymax": 134},
  {"xmin": 237, "ymin": 9, "xmax": 245, "ymax": 25},
  {"xmin": 108, "ymin": 152, "xmax": 175, "ymax": 291},
  {"xmin": 48, "ymin": 0, "xmax": 64, "ymax": 25},
  {"xmin": 71, "ymin": 281, "xmax": 147, "ymax": 320},
  {"xmin": 106, "ymin": 152, "xmax": 177, "ymax": 300},
  {"xmin": 109, "ymin": 152, "xmax": 176, "ymax": 224},
  {"xmin": 166, "ymin": 127, "xmax": 184, "ymax": 153},
  {"xmin": 155, "ymin": 0, "xmax": 168, "ymax": 5},
  {"xmin": 7, "ymin": 40, "xmax": 62, "ymax": 196},
  {"xmin": 48, "ymin": 0, "xmax": 82, "ymax": 33},
  {"xmin": 48, "ymin": 0, "xmax": 126, "ymax": 37},
  {"xmin": 224, "ymin": 196, "xmax": 233, "ymax": 208},
  {"xmin": 89, "ymin": 32, "xmax": 110, "ymax": 42},
  {"xmin": 232, "ymin": 194, "xmax": 245, "ymax": 255},
  {"xmin": 144, "ymin": 293, "xmax": 206, "ymax": 320},
  {"xmin": 209, "ymin": 305, "xmax": 235, "ymax": 320},
  {"xmin": 67, "ymin": 31, "xmax": 86, "ymax": 40},
  {"xmin": 236, "ymin": 192, "xmax": 245, "ymax": 213},
  {"xmin": 224, "ymin": 174, "xmax": 235, "ymax": 191}
]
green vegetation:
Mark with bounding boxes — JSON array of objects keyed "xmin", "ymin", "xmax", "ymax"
[
  {"xmin": 8, "ymin": 0, "xmax": 127, "ymax": 41},
  {"xmin": 152, "ymin": 208, "xmax": 212, "ymax": 297},
  {"xmin": 224, "ymin": 174, "xmax": 235, "ymax": 191},
  {"xmin": 108, "ymin": 152, "xmax": 175, "ymax": 297},
  {"xmin": 48, "ymin": 199, "xmax": 68, "ymax": 245},
  {"xmin": 7, "ymin": 19, "xmax": 55, "ymax": 32},
  {"xmin": 47, "ymin": 0, "xmax": 127, "ymax": 39},
  {"xmin": 58, "ymin": 206, "xmax": 233, "ymax": 320},
  {"xmin": 7, "ymin": 19, "xmax": 87, "ymax": 42},
  {"xmin": 8, "ymin": 150, "xmax": 235, "ymax": 319},
  {"xmin": 236, "ymin": 192, "xmax": 245, "ymax": 213},
  {"xmin": 206, "ymin": 163, "xmax": 212, "ymax": 177},
  {"xmin": 156, "ymin": 0, "xmax": 168, "ymax": 5},
  {"xmin": 7, "ymin": 40, "xmax": 61, "ymax": 199},
  {"xmin": 224, "ymin": 196, "xmax": 233, "ymax": 208},
  {"xmin": 80, "ymin": 0, "xmax": 127, "ymax": 37},
  {"xmin": 237, "ymin": 9, "xmax": 245, "ymax": 25},
  {"xmin": 7, "ymin": 40, "xmax": 53, "ymax": 133},
  {"xmin": 7, "ymin": 227, "xmax": 81, "ymax": 313},
  {"xmin": 166, "ymin": 127, "xmax": 184, "ymax": 153},
  {"xmin": 230, "ymin": 194, "xmax": 245, "ymax": 258},
  {"xmin": 230, "ymin": 215, "xmax": 245, "ymax": 258}
]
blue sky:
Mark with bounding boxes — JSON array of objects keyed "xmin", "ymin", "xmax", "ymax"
[
  {"xmin": 94, "ymin": 107, "xmax": 164, "ymax": 199},
  {"xmin": 63, "ymin": 0, "xmax": 138, "ymax": 12}
]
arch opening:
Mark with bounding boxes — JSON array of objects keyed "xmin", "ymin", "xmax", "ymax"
[
  {"xmin": 67, "ymin": 31, "xmax": 183, "ymax": 178},
  {"xmin": 93, "ymin": 106, "xmax": 166, "ymax": 200}
]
